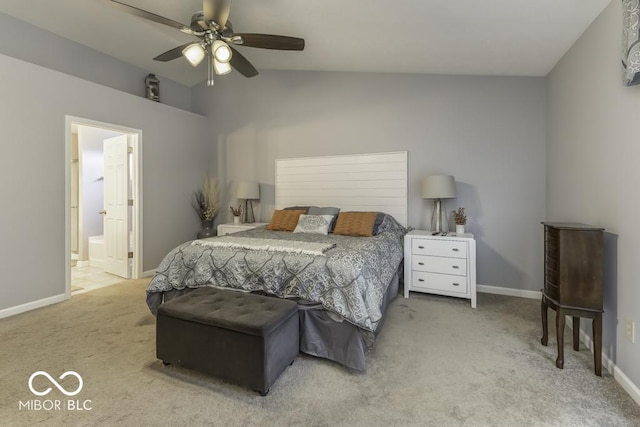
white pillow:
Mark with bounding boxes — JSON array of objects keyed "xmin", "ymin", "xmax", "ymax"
[{"xmin": 293, "ymin": 214, "xmax": 335, "ymax": 235}]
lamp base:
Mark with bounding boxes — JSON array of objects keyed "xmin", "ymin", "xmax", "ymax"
[
  {"xmin": 430, "ymin": 199, "xmax": 449, "ymax": 233},
  {"xmin": 241, "ymin": 200, "xmax": 255, "ymax": 224}
]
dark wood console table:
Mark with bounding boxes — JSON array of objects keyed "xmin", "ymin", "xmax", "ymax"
[{"xmin": 540, "ymin": 222, "xmax": 604, "ymax": 376}]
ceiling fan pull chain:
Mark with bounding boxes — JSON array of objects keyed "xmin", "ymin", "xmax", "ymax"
[{"xmin": 207, "ymin": 48, "xmax": 215, "ymax": 87}]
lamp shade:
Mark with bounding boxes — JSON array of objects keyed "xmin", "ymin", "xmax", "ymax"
[
  {"xmin": 214, "ymin": 58, "xmax": 232, "ymax": 75},
  {"xmin": 182, "ymin": 43, "xmax": 206, "ymax": 67},
  {"xmin": 236, "ymin": 181, "xmax": 260, "ymax": 199},
  {"xmin": 422, "ymin": 175, "xmax": 456, "ymax": 199},
  {"xmin": 212, "ymin": 40, "xmax": 232, "ymax": 63}
]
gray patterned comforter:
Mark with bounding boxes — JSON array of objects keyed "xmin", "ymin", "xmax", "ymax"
[{"xmin": 146, "ymin": 214, "xmax": 405, "ymax": 332}]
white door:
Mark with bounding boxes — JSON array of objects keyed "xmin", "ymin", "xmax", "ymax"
[{"xmin": 103, "ymin": 135, "xmax": 130, "ymax": 278}]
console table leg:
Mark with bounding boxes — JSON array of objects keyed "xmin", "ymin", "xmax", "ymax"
[
  {"xmin": 555, "ymin": 310, "xmax": 565, "ymax": 369},
  {"xmin": 541, "ymin": 298, "xmax": 548, "ymax": 346},
  {"xmin": 593, "ymin": 314, "xmax": 602, "ymax": 376},
  {"xmin": 573, "ymin": 317, "xmax": 580, "ymax": 351}
]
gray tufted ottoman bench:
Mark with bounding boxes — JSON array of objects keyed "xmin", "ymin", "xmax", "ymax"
[{"xmin": 156, "ymin": 287, "xmax": 299, "ymax": 396}]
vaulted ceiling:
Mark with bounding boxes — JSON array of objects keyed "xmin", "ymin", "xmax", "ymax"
[{"xmin": 0, "ymin": 0, "xmax": 611, "ymax": 87}]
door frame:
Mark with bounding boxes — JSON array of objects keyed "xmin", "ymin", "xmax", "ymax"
[{"xmin": 65, "ymin": 115, "xmax": 143, "ymax": 298}]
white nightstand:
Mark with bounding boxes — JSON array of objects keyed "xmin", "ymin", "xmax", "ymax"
[
  {"xmin": 217, "ymin": 222, "xmax": 268, "ymax": 236},
  {"xmin": 404, "ymin": 230, "xmax": 477, "ymax": 308}
]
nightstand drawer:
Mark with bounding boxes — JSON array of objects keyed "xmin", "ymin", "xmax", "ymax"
[
  {"xmin": 412, "ymin": 239, "xmax": 467, "ymax": 258},
  {"xmin": 412, "ymin": 255, "xmax": 467, "ymax": 276},
  {"xmin": 412, "ymin": 271, "xmax": 468, "ymax": 295}
]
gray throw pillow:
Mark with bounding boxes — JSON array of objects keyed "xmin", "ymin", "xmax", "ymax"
[
  {"xmin": 307, "ymin": 207, "xmax": 340, "ymax": 232},
  {"xmin": 373, "ymin": 213, "xmax": 385, "ymax": 235},
  {"xmin": 293, "ymin": 214, "xmax": 334, "ymax": 235}
]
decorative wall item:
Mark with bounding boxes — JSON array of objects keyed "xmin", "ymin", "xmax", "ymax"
[
  {"xmin": 144, "ymin": 73, "xmax": 160, "ymax": 101},
  {"xmin": 622, "ymin": 0, "xmax": 640, "ymax": 86}
]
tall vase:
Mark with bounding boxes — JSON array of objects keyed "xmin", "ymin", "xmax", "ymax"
[{"xmin": 197, "ymin": 219, "xmax": 216, "ymax": 239}]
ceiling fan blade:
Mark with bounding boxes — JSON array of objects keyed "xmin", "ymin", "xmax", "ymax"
[
  {"xmin": 153, "ymin": 43, "xmax": 193, "ymax": 62},
  {"xmin": 203, "ymin": 0, "xmax": 231, "ymax": 30},
  {"xmin": 229, "ymin": 47, "xmax": 259, "ymax": 78},
  {"xmin": 233, "ymin": 34, "xmax": 305, "ymax": 51},
  {"xmin": 108, "ymin": 0, "xmax": 194, "ymax": 34}
]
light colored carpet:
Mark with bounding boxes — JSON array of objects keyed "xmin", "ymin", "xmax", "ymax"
[{"xmin": 0, "ymin": 279, "xmax": 638, "ymax": 426}]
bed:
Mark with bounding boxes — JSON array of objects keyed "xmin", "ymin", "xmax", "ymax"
[{"xmin": 146, "ymin": 152, "xmax": 408, "ymax": 371}]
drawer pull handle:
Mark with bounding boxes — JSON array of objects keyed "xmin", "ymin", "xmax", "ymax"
[
  {"xmin": 418, "ymin": 279, "xmax": 424, "ymax": 282},
  {"xmin": 418, "ymin": 262, "xmax": 424, "ymax": 266},
  {"xmin": 418, "ymin": 246, "xmax": 425, "ymax": 249},
  {"xmin": 452, "ymin": 248, "xmax": 459, "ymax": 252},
  {"xmin": 452, "ymin": 266, "xmax": 459, "ymax": 269},
  {"xmin": 453, "ymin": 283, "xmax": 460, "ymax": 286}
]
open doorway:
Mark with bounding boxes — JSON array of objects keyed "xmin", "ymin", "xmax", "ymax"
[{"xmin": 65, "ymin": 116, "xmax": 143, "ymax": 297}]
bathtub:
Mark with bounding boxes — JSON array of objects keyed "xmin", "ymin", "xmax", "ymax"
[{"xmin": 89, "ymin": 235, "xmax": 105, "ymax": 268}]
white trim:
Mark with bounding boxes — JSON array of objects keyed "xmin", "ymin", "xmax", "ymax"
[
  {"xmin": 275, "ymin": 151, "xmax": 408, "ymax": 227},
  {"xmin": 477, "ymin": 284, "xmax": 541, "ymax": 299},
  {"xmin": 65, "ymin": 115, "xmax": 144, "ymax": 299},
  {"xmin": 567, "ymin": 317, "xmax": 640, "ymax": 406},
  {"xmin": 75, "ymin": 260, "xmax": 90, "ymax": 268},
  {"xmin": 612, "ymin": 362, "xmax": 640, "ymax": 406},
  {"xmin": 142, "ymin": 269, "xmax": 156, "ymax": 278},
  {"xmin": 131, "ymin": 132, "xmax": 143, "ymax": 280},
  {"xmin": 89, "ymin": 259, "xmax": 105, "ymax": 269},
  {"xmin": 0, "ymin": 294, "xmax": 68, "ymax": 320}
]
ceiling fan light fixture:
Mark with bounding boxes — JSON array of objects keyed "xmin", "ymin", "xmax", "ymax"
[
  {"xmin": 182, "ymin": 43, "xmax": 206, "ymax": 67},
  {"xmin": 214, "ymin": 58, "xmax": 232, "ymax": 75},
  {"xmin": 212, "ymin": 40, "xmax": 232, "ymax": 63}
]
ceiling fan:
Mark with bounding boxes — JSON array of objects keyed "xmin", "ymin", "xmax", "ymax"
[{"xmin": 108, "ymin": 0, "xmax": 305, "ymax": 86}]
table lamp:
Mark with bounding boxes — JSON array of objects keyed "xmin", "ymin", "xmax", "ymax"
[
  {"xmin": 236, "ymin": 181, "xmax": 260, "ymax": 223},
  {"xmin": 422, "ymin": 175, "xmax": 456, "ymax": 233}
]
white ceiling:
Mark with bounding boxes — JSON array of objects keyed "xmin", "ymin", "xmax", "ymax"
[{"xmin": 0, "ymin": 0, "xmax": 611, "ymax": 87}]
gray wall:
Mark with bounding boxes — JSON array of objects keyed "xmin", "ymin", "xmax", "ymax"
[
  {"xmin": 0, "ymin": 52, "xmax": 211, "ymax": 311},
  {"xmin": 0, "ymin": 12, "xmax": 192, "ymax": 112},
  {"xmin": 547, "ymin": 1, "xmax": 640, "ymax": 387},
  {"xmin": 192, "ymin": 70, "xmax": 547, "ymax": 292}
]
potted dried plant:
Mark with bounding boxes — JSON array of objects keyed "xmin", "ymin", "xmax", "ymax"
[
  {"xmin": 452, "ymin": 207, "xmax": 467, "ymax": 235},
  {"xmin": 193, "ymin": 176, "xmax": 219, "ymax": 238},
  {"xmin": 230, "ymin": 205, "xmax": 242, "ymax": 224}
]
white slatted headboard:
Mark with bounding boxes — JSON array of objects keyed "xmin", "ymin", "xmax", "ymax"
[{"xmin": 275, "ymin": 151, "xmax": 408, "ymax": 227}]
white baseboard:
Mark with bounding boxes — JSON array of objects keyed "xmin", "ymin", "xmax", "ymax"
[
  {"xmin": 0, "ymin": 294, "xmax": 68, "ymax": 320},
  {"xmin": 613, "ymin": 362, "xmax": 640, "ymax": 406},
  {"xmin": 75, "ymin": 260, "xmax": 89, "ymax": 268},
  {"xmin": 142, "ymin": 269, "xmax": 156, "ymax": 278},
  {"xmin": 477, "ymin": 284, "xmax": 541, "ymax": 300},
  {"xmin": 567, "ymin": 316, "xmax": 640, "ymax": 406},
  {"xmin": 89, "ymin": 258, "xmax": 105, "ymax": 269}
]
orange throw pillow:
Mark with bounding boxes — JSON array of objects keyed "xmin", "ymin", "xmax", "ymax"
[
  {"xmin": 267, "ymin": 210, "xmax": 306, "ymax": 232},
  {"xmin": 332, "ymin": 212, "xmax": 378, "ymax": 237}
]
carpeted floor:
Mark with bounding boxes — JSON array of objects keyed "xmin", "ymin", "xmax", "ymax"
[{"xmin": 0, "ymin": 279, "xmax": 638, "ymax": 426}]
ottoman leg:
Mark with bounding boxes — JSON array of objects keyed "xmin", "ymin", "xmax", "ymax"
[{"xmin": 258, "ymin": 389, "xmax": 270, "ymax": 397}]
